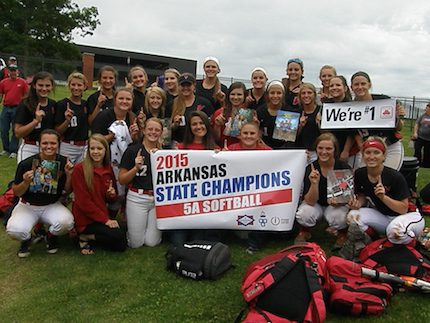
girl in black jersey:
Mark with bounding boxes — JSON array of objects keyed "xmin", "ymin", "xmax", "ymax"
[
  {"xmin": 195, "ymin": 57, "xmax": 227, "ymax": 110},
  {"xmin": 295, "ymin": 133, "xmax": 350, "ymax": 248},
  {"xmin": 119, "ymin": 118, "xmax": 163, "ymax": 248},
  {"xmin": 245, "ymin": 67, "xmax": 268, "ymax": 110},
  {"xmin": 284, "ymin": 58, "xmax": 304, "ymax": 112},
  {"xmin": 127, "ymin": 66, "xmax": 148, "ymax": 114},
  {"xmin": 87, "ymin": 66, "xmax": 117, "ymax": 125},
  {"xmin": 256, "ymin": 81, "xmax": 289, "ymax": 149},
  {"xmin": 351, "ymin": 71, "xmax": 404, "ymax": 170},
  {"xmin": 55, "ymin": 72, "xmax": 89, "ymax": 164},
  {"xmin": 164, "ymin": 68, "xmax": 180, "ymax": 105},
  {"xmin": 342, "ymin": 137, "xmax": 424, "ymax": 253},
  {"xmin": 15, "ymin": 72, "xmax": 56, "ymax": 163},
  {"xmin": 296, "ymin": 83, "xmax": 321, "ymax": 163},
  {"xmin": 318, "ymin": 65, "xmax": 336, "ymax": 103},
  {"xmin": 326, "ymin": 76, "xmax": 358, "ymax": 166},
  {"xmin": 169, "ymin": 73, "xmax": 213, "ymax": 144}
]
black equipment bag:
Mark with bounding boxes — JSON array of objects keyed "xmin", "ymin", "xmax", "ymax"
[{"xmin": 166, "ymin": 240, "xmax": 232, "ymax": 280}]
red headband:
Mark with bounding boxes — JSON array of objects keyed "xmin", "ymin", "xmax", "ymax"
[{"xmin": 363, "ymin": 140, "xmax": 386, "ymax": 153}]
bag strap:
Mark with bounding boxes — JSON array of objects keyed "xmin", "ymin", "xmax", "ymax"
[{"xmin": 243, "ymin": 257, "xmax": 301, "ymax": 302}]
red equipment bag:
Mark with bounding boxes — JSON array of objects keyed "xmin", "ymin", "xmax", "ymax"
[
  {"xmin": 239, "ymin": 243, "xmax": 327, "ymax": 323},
  {"xmin": 359, "ymin": 238, "xmax": 430, "ymax": 281},
  {"xmin": 324, "ymin": 256, "xmax": 393, "ymax": 316}
]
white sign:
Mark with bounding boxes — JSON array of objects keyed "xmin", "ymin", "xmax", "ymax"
[
  {"xmin": 151, "ymin": 150, "xmax": 306, "ymax": 231},
  {"xmin": 321, "ymin": 99, "xmax": 396, "ymax": 130}
]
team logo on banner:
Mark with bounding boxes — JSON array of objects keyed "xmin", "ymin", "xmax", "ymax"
[
  {"xmin": 152, "ymin": 150, "xmax": 306, "ymax": 231},
  {"xmin": 237, "ymin": 215, "xmax": 254, "ymax": 226}
]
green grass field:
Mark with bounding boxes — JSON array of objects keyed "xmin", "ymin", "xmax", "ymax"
[{"xmin": 0, "ymin": 90, "xmax": 429, "ymax": 322}]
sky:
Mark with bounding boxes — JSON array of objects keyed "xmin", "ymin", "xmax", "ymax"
[{"xmin": 73, "ymin": 0, "xmax": 430, "ymax": 98}]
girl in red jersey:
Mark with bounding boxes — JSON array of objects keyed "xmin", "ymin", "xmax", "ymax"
[
  {"xmin": 72, "ymin": 134, "xmax": 127, "ymax": 255},
  {"xmin": 212, "ymin": 82, "xmax": 256, "ymax": 147}
]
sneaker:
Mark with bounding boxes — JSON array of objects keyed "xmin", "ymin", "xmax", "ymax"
[
  {"xmin": 9, "ymin": 152, "xmax": 17, "ymax": 159},
  {"xmin": 46, "ymin": 234, "xmax": 59, "ymax": 254},
  {"xmin": 32, "ymin": 226, "xmax": 47, "ymax": 245},
  {"xmin": 245, "ymin": 246, "xmax": 260, "ymax": 255},
  {"xmin": 0, "ymin": 150, "xmax": 9, "ymax": 156},
  {"xmin": 17, "ymin": 239, "xmax": 31, "ymax": 258}
]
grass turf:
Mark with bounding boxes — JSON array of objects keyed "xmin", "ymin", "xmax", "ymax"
[{"xmin": 0, "ymin": 90, "xmax": 429, "ymax": 322}]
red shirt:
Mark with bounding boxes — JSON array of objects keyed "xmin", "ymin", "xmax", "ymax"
[
  {"xmin": 71, "ymin": 163, "xmax": 117, "ymax": 233},
  {"xmin": 211, "ymin": 108, "xmax": 240, "ymax": 147},
  {"xmin": 227, "ymin": 143, "xmax": 272, "ymax": 151},
  {"xmin": 0, "ymin": 77, "xmax": 28, "ymax": 106}
]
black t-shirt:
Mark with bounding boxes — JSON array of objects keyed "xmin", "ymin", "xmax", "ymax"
[
  {"xmin": 354, "ymin": 166, "xmax": 410, "ymax": 216},
  {"xmin": 195, "ymin": 80, "xmax": 227, "ymax": 110},
  {"xmin": 87, "ymin": 90, "xmax": 114, "ymax": 116},
  {"xmin": 166, "ymin": 92, "xmax": 178, "ymax": 106},
  {"xmin": 91, "ymin": 109, "xmax": 132, "ymax": 136},
  {"xmin": 246, "ymin": 88, "xmax": 266, "ymax": 110},
  {"xmin": 295, "ymin": 106, "xmax": 321, "ymax": 151},
  {"xmin": 167, "ymin": 95, "xmax": 214, "ymax": 143},
  {"xmin": 132, "ymin": 88, "xmax": 146, "ymax": 114},
  {"xmin": 256, "ymin": 104, "xmax": 293, "ymax": 149},
  {"xmin": 15, "ymin": 98, "xmax": 56, "ymax": 142},
  {"xmin": 55, "ymin": 98, "xmax": 89, "ymax": 141},
  {"xmin": 284, "ymin": 84, "xmax": 301, "ymax": 112},
  {"xmin": 119, "ymin": 143, "xmax": 154, "ymax": 190},
  {"xmin": 15, "ymin": 154, "xmax": 67, "ymax": 205},
  {"xmin": 303, "ymin": 160, "xmax": 351, "ymax": 206}
]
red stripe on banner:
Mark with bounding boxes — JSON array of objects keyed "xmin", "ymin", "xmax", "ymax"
[{"xmin": 156, "ymin": 189, "xmax": 292, "ymax": 219}]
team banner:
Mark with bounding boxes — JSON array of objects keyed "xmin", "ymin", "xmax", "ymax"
[
  {"xmin": 151, "ymin": 150, "xmax": 306, "ymax": 231},
  {"xmin": 321, "ymin": 99, "xmax": 396, "ymax": 129}
]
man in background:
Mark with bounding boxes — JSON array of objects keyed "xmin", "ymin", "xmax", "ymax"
[
  {"xmin": 0, "ymin": 56, "xmax": 25, "ymax": 81},
  {"xmin": 0, "ymin": 64, "xmax": 28, "ymax": 158}
]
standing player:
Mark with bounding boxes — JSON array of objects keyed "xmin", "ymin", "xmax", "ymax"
[
  {"xmin": 55, "ymin": 72, "xmax": 89, "ymax": 164},
  {"xmin": 87, "ymin": 66, "xmax": 117, "ymax": 125},
  {"xmin": 15, "ymin": 72, "xmax": 56, "ymax": 163},
  {"xmin": 0, "ymin": 63, "xmax": 28, "ymax": 158}
]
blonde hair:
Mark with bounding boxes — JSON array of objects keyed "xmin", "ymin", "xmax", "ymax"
[
  {"xmin": 164, "ymin": 68, "xmax": 180, "ymax": 78},
  {"xmin": 128, "ymin": 66, "xmax": 148, "ymax": 82},
  {"xmin": 67, "ymin": 72, "xmax": 88, "ymax": 88},
  {"xmin": 83, "ymin": 134, "xmax": 111, "ymax": 191},
  {"xmin": 144, "ymin": 117, "xmax": 164, "ymax": 149},
  {"xmin": 144, "ymin": 86, "xmax": 166, "ymax": 118},
  {"xmin": 319, "ymin": 65, "xmax": 337, "ymax": 77},
  {"xmin": 298, "ymin": 83, "xmax": 317, "ymax": 106}
]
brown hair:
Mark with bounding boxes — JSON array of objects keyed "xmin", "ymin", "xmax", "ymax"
[
  {"xmin": 315, "ymin": 132, "xmax": 340, "ymax": 159},
  {"xmin": 83, "ymin": 134, "xmax": 111, "ymax": 191}
]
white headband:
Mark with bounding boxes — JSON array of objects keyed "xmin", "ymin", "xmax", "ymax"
[
  {"xmin": 203, "ymin": 56, "xmax": 220, "ymax": 68},
  {"xmin": 251, "ymin": 67, "xmax": 268, "ymax": 78},
  {"xmin": 266, "ymin": 80, "xmax": 285, "ymax": 92}
]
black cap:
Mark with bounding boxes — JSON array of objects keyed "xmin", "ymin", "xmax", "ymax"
[
  {"xmin": 178, "ymin": 73, "xmax": 196, "ymax": 85},
  {"xmin": 8, "ymin": 64, "xmax": 18, "ymax": 70}
]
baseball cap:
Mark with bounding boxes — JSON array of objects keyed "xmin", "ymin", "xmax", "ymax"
[
  {"xmin": 178, "ymin": 73, "xmax": 196, "ymax": 85},
  {"xmin": 8, "ymin": 64, "xmax": 18, "ymax": 70},
  {"xmin": 9, "ymin": 56, "xmax": 17, "ymax": 61}
]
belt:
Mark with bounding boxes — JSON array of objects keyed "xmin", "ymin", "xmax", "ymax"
[
  {"xmin": 129, "ymin": 186, "xmax": 153, "ymax": 195},
  {"xmin": 21, "ymin": 198, "xmax": 48, "ymax": 206},
  {"xmin": 24, "ymin": 139, "xmax": 38, "ymax": 145},
  {"xmin": 62, "ymin": 140, "xmax": 88, "ymax": 146}
]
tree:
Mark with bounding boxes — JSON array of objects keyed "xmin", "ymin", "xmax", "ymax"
[{"xmin": 0, "ymin": 0, "xmax": 100, "ymax": 60}]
